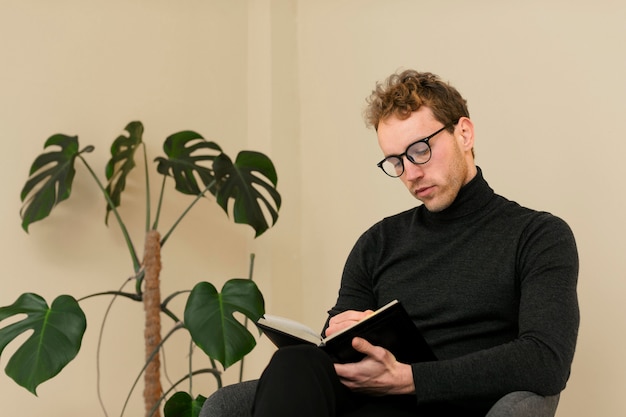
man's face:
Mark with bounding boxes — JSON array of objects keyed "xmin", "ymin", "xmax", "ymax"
[{"xmin": 377, "ymin": 107, "xmax": 476, "ymax": 212}]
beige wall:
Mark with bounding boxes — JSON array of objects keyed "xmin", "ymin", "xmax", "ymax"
[{"xmin": 1, "ymin": 1, "xmax": 624, "ymax": 416}]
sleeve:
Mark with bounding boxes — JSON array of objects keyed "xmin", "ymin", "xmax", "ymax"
[
  {"xmin": 322, "ymin": 226, "xmax": 380, "ymax": 331},
  {"xmin": 411, "ymin": 214, "xmax": 580, "ymax": 406}
]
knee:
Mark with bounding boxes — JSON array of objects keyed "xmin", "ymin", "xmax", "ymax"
[
  {"xmin": 269, "ymin": 344, "xmax": 326, "ymax": 366},
  {"xmin": 265, "ymin": 345, "xmax": 334, "ymax": 377}
]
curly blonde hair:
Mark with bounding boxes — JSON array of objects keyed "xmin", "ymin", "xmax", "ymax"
[{"xmin": 364, "ymin": 70, "xmax": 469, "ymax": 131}]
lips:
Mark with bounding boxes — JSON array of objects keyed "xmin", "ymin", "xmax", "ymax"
[{"xmin": 415, "ymin": 185, "xmax": 434, "ymax": 198}]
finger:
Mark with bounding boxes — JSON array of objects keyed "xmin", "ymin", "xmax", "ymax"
[
  {"xmin": 334, "ymin": 362, "xmax": 348, "ymax": 377},
  {"xmin": 326, "ymin": 311, "xmax": 368, "ymax": 337},
  {"xmin": 327, "ymin": 309, "xmax": 376, "ymax": 337},
  {"xmin": 329, "ymin": 310, "xmax": 367, "ymax": 325},
  {"xmin": 351, "ymin": 337, "xmax": 375, "ymax": 354},
  {"xmin": 352, "ymin": 337, "xmax": 392, "ymax": 363},
  {"xmin": 326, "ymin": 320, "xmax": 357, "ymax": 337}
]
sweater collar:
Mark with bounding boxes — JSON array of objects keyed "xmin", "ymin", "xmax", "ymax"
[{"xmin": 420, "ymin": 166, "xmax": 495, "ymax": 222}]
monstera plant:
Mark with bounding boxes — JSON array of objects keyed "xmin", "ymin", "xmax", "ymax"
[{"xmin": 0, "ymin": 121, "xmax": 281, "ymax": 417}]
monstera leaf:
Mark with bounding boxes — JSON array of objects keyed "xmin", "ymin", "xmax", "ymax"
[
  {"xmin": 19, "ymin": 134, "xmax": 91, "ymax": 232},
  {"xmin": 164, "ymin": 392, "xmax": 207, "ymax": 417},
  {"xmin": 154, "ymin": 130, "xmax": 222, "ymax": 195},
  {"xmin": 104, "ymin": 121, "xmax": 144, "ymax": 224},
  {"xmin": 184, "ymin": 279, "xmax": 264, "ymax": 369},
  {"xmin": 0, "ymin": 293, "xmax": 87, "ymax": 394},
  {"xmin": 213, "ymin": 151, "xmax": 281, "ymax": 237}
]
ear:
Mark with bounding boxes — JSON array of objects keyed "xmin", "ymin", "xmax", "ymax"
[{"xmin": 455, "ymin": 117, "xmax": 475, "ymax": 152}]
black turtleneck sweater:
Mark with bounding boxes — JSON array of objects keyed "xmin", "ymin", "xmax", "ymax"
[{"xmin": 329, "ymin": 167, "xmax": 579, "ymax": 415}]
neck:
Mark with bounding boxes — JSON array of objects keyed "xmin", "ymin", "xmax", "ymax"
[
  {"xmin": 463, "ymin": 163, "xmax": 478, "ymax": 187},
  {"xmin": 422, "ymin": 166, "xmax": 494, "ymax": 222}
]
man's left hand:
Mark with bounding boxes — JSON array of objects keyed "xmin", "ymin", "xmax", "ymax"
[{"xmin": 334, "ymin": 337, "xmax": 416, "ymax": 396}]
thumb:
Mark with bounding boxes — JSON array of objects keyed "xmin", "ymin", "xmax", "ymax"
[{"xmin": 352, "ymin": 337, "xmax": 374, "ymax": 354}]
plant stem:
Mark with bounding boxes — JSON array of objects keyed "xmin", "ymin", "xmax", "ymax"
[
  {"xmin": 160, "ymin": 290, "xmax": 191, "ymax": 323},
  {"xmin": 152, "ymin": 176, "xmax": 167, "ymax": 231},
  {"xmin": 141, "ymin": 143, "xmax": 151, "ymax": 233},
  {"xmin": 239, "ymin": 253, "xmax": 256, "ymax": 382},
  {"xmin": 135, "ymin": 268, "xmax": 145, "ymax": 297},
  {"xmin": 160, "ymin": 306, "xmax": 180, "ymax": 324},
  {"xmin": 78, "ymin": 290, "xmax": 142, "ymax": 303},
  {"xmin": 160, "ymin": 180, "xmax": 216, "ymax": 247},
  {"xmin": 161, "ymin": 290, "xmax": 190, "ymax": 308},
  {"xmin": 120, "ymin": 322, "xmax": 184, "ymax": 417},
  {"xmin": 94, "ymin": 276, "xmax": 135, "ymax": 417},
  {"xmin": 188, "ymin": 339, "xmax": 194, "ymax": 395},
  {"xmin": 78, "ymin": 288, "xmax": 182, "ymax": 323},
  {"xmin": 78, "ymin": 154, "xmax": 141, "ymax": 271},
  {"xmin": 146, "ymin": 369, "xmax": 222, "ymax": 417}
]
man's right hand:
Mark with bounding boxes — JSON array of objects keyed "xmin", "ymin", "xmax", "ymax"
[{"xmin": 325, "ymin": 309, "xmax": 374, "ymax": 337}]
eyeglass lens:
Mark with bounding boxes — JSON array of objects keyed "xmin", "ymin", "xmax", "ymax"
[{"xmin": 380, "ymin": 141, "xmax": 431, "ymax": 177}]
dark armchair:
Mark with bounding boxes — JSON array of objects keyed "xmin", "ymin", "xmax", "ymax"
[{"xmin": 199, "ymin": 380, "xmax": 560, "ymax": 417}]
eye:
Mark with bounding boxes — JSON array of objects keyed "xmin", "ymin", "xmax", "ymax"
[
  {"xmin": 407, "ymin": 141, "xmax": 430, "ymax": 160},
  {"xmin": 381, "ymin": 157, "xmax": 403, "ymax": 176}
]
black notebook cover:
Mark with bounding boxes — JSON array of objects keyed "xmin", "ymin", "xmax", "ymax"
[{"xmin": 257, "ymin": 300, "xmax": 436, "ymax": 364}]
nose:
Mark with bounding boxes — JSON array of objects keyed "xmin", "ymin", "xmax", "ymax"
[{"xmin": 402, "ymin": 156, "xmax": 425, "ymax": 180}]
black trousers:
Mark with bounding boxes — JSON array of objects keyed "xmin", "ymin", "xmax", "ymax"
[{"xmin": 251, "ymin": 345, "xmax": 420, "ymax": 417}]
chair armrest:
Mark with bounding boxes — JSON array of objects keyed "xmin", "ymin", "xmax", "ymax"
[
  {"xmin": 199, "ymin": 382, "xmax": 560, "ymax": 417},
  {"xmin": 485, "ymin": 391, "xmax": 560, "ymax": 417},
  {"xmin": 199, "ymin": 379, "xmax": 258, "ymax": 417}
]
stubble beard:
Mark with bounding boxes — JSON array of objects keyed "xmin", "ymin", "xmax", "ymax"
[{"xmin": 419, "ymin": 148, "xmax": 468, "ymax": 213}]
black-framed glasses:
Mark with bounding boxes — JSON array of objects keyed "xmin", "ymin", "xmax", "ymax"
[{"xmin": 376, "ymin": 123, "xmax": 454, "ymax": 177}]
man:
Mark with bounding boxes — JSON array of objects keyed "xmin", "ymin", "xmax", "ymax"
[{"xmin": 251, "ymin": 70, "xmax": 579, "ymax": 416}]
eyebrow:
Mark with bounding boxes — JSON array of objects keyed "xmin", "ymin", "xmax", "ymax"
[{"xmin": 384, "ymin": 125, "xmax": 448, "ymax": 158}]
